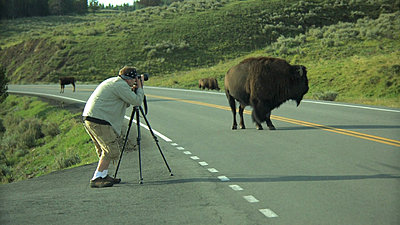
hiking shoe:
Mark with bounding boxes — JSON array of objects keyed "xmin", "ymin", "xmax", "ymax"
[
  {"xmin": 90, "ymin": 177, "xmax": 114, "ymax": 188},
  {"xmin": 104, "ymin": 175, "xmax": 121, "ymax": 184}
]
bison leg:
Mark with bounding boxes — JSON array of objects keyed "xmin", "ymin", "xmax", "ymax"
[
  {"xmin": 72, "ymin": 83, "xmax": 76, "ymax": 92},
  {"xmin": 226, "ymin": 93, "xmax": 238, "ymax": 130},
  {"xmin": 251, "ymin": 101, "xmax": 264, "ymax": 130},
  {"xmin": 251, "ymin": 100, "xmax": 272, "ymax": 130},
  {"xmin": 60, "ymin": 85, "xmax": 64, "ymax": 93},
  {"xmin": 238, "ymin": 104, "xmax": 246, "ymax": 129},
  {"xmin": 252, "ymin": 102, "xmax": 276, "ymax": 131},
  {"xmin": 266, "ymin": 112, "xmax": 276, "ymax": 130},
  {"xmin": 251, "ymin": 110, "xmax": 263, "ymax": 130}
]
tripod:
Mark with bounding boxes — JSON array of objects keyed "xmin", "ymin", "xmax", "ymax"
[{"xmin": 114, "ymin": 105, "xmax": 173, "ymax": 184}]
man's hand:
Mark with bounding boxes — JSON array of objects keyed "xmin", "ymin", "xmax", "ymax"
[
  {"xmin": 124, "ymin": 75, "xmax": 144, "ymax": 91},
  {"xmin": 136, "ymin": 75, "xmax": 144, "ymax": 89}
]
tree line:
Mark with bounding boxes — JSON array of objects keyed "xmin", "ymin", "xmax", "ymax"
[
  {"xmin": 95, "ymin": 0, "xmax": 183, "ymax": 11},
  {"xmin": 0, "ymin": 0, "xmax": 88, "ymax": 19},
  {"xmin": 0, "ymin": 0, "xmax": 186, "ymax": 19}
]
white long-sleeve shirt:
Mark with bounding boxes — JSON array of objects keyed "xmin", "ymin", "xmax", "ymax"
[{"xmin": 82, "ymin": 76, "xmax": 144, "ymax": 135}]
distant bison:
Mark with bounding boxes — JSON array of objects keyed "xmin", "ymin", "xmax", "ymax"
[
  {"xmin": 59, "ymin": 77, "xmax": 76, "ymax": 93},
  {"xmin": 199, "ymin": 78, "xmax": 220, "ymax": 91},
  {"xmin": 224, "ymin": 57, "xmax": 308, "ymax": 130}
]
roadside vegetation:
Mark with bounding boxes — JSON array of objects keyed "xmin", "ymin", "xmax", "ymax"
[
  {"xmin": 1, "ymin": 0, "xmax": 399, "ymax": 107},
  {"xmin": 0, "ymin": 95, "xmax": 97, "ymax": 184}
]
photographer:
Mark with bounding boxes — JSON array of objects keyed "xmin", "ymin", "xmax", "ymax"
[{"xmin": 82, "ymin": 66, "xmax": 144, "ymax": 188}]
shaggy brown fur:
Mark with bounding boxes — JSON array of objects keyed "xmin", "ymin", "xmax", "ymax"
[
  {"xmin": 59, "ymin": 77, "xmax": 76, "ymax": 93},
  {"xmin": 224, "ymin": 57, "xmax": 308, "ymax": 130},
  {"xmin": 198, "ymin": 78, "xmax": 220, "ymax": 90}
]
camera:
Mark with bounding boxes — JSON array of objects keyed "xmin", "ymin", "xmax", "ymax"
[
  {"xmin": 141, "ymin": 73, "xmax": 149, "ymax": 81},
  {"xmin": 125, "ymin": 68, "xmax": 149, "ymax": 81}
]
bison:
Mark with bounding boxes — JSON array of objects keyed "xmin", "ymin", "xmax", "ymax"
[
  {"xmin": 59, "ymin": 77, "xmax": 76, "ymax": 93},
  {"xmin": 224, "ymin": 57, "xmax": 309, "ymax": 130},
  {"xmin": 199, "ymin": 78, "xmax": 220, "ymax": 91}
]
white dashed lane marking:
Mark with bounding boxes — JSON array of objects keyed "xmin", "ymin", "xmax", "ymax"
[
  {"xmin": 208, "ymin": 168, "xmax": 219, "ymax": 173},
  {"xmin": 218, "ymin": 176, "xmax": 230, "ymax": 181},
  {"xmin": 229, "ymin": 185, "xmax": 243, "ymax": 191},
  {"xmin": 168, "ymin": 139, "xmax": 279, "ymax": 219},
  {"xmin": 243, "ymin": 195, "xmax": 259, "ymax": 203},
  {"xmin": 198, "ymin": 162, "xmax": 208, "ymax": 166},
  {"xmin": 259, "ymin": 209, "xmax": 279, "ymax": 218}
]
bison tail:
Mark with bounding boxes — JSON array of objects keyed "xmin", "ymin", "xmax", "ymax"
[
  {"xmin": 251, "ymin": 100, "xmax": 269, "ymax": 124},
  {"xmin": 251, "ymin": 109, "xmax": 267, "ymax": 124}
]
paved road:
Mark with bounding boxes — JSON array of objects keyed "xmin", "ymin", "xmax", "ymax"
[{"xmin": 2, "ymin": 84, "xmax": 400, "ymax": 224}]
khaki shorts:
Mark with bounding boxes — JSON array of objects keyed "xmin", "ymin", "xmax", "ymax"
[{"xmin": 84, "ymin": 120, "xmax": 121, "ymax": 160}]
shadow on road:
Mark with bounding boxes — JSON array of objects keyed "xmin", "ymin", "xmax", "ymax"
[{"xmin": 145, "ymin": 173, "xmax": 400, "ymax": 185}]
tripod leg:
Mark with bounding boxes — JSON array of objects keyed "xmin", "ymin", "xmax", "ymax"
[
  {"xmin": 136, "ymin": 107, "xmax": 144, "ymax": 184},
  {"xmin": 138, "ymin": 106, "xmax": 173, "ymax": 176},
  {"xmin": 114, "ymin": 108, "xmax": 136, "ymax": 178}
]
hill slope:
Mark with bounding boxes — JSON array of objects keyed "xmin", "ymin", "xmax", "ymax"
[{"xmin": 0, "ymin": 0, "xmax": 399, "ymax": 106}]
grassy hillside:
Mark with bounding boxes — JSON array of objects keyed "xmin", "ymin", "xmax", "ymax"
[
  {"xmin": 148, "ymin": 11, "xmax": 400, "ymax": 106},
  {"xmin": 0, "ymin": 95, "xmax": 97, "ymax": 183},
  {"xmin": 0, "ymin": 0, "xmax": 399, "ymax": 106}
]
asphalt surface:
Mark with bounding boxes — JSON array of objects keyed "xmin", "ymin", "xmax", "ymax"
[
  {"xmin": 0, "ymin": 136, "xmax": 255, "ymax": 225},
  {"xmin": 2, "ymin": 84, "xmax": 400, "ymax": 225}
]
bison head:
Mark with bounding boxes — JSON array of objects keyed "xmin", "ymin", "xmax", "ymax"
[{"xmin": 291, "ymin": 65, "xmax": 309, "ymax": 106}]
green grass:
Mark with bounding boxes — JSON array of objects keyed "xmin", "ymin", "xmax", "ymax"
[
  {"xmin": 0, "ymin": 95, "xmax": 97, "ymax": 183},
  {"xmin": 0, "ymin": 0, "xmax": 399, "ymax": 107},
  {"xmin": 146, "ymin": 10, "xmax": 400, "ymax": 107}
]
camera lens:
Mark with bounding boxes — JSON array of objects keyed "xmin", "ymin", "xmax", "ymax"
[{"xmin": 142, "ymin": 73, "xmax": 149, "ymax": 81}]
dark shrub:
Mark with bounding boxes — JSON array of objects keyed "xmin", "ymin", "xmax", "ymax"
[
  {"xmin": 313, "ymin": 91, "xmax": 338, "ymax": 101},
  {"xmin": 42, "ymin": 122, "xmax": 60, "ymax": 137},
  {"xmin": 55, "ymin": 154, "xmax": 81, "ymax": 169}
]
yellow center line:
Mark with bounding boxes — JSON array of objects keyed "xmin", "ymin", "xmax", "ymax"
[
  {"xmin": 271, "ymin": 115, "xmax": 400, "ymax": 147},
  {"xmin": 147, "ymin": 94, "xmax": 400, "ymax": 148}
]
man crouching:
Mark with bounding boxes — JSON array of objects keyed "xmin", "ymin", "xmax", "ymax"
[{"xmin": 82, "ymin": 66, "xmax": 144, "ymax": 188}]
